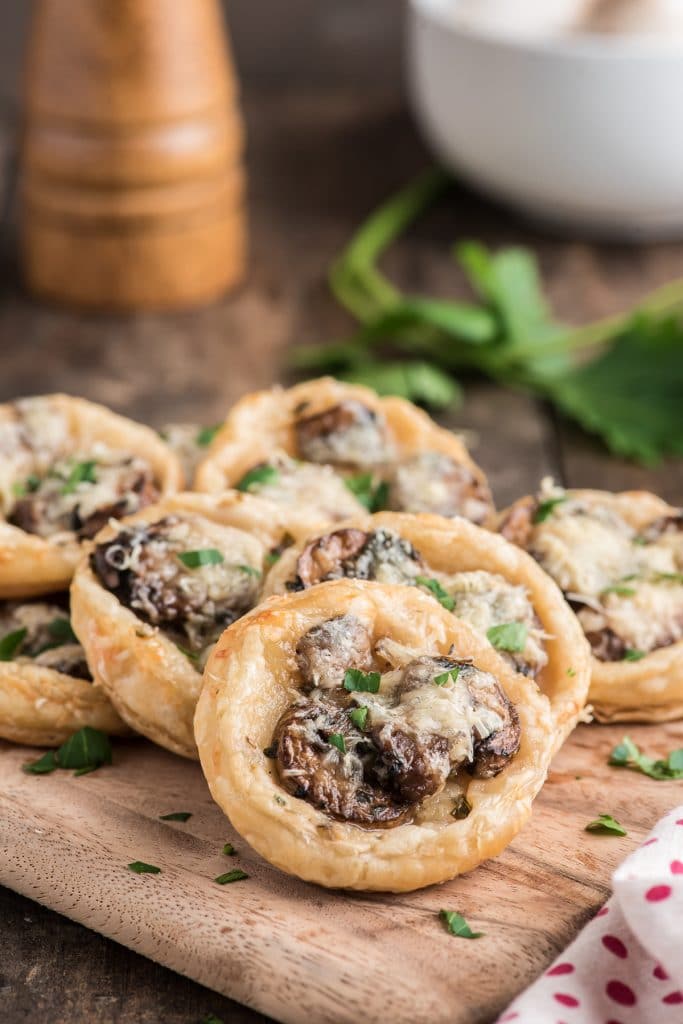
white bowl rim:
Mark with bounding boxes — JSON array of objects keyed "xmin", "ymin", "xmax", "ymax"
[{"xmin": 409, "ymin": 0, "xmax": 683, "ymax": 61}]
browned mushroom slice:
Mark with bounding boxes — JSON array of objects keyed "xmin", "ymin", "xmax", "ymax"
[
  {"xmin": 636, "ymin": 512, "xmax": 683, "ymax": 543},
  {"xmin": 295, "ymin": 615, "xmax": 374, "ymax": 690},
  {"xmin": 294, "ymin": 400, "xmax": 392, "ymax": 468},
  {"xmin": 33, "ymin": 643, "xmax": 92, "ymax": 681},
  {"xmin": 498, "ymin": 496, "xmax": 537, "ymax": 548},
  {"xmin": 388, "ymin": 451, "xmax": 493, "ymax": 523},
  {"xmin": 292, "ymin": 527, "xmax": 424, "ymax": 590},
  {"xmin": 370, "ymin": 724, "xmax": 451, "ymax": 804}
]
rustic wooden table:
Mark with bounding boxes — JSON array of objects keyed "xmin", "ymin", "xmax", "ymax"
[{"xmin": 1, "ymin": 26, "xmax": 683, "ymax": 1024}]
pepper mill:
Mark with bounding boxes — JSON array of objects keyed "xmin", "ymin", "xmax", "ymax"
[{"xmin": 20, "ymin": 0, "xmax": 246, "ymax": 310}]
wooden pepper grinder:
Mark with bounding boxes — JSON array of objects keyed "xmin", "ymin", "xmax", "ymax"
[{"xmin": 20, "ymin": 0, "xmax": 246, "ymax": 310}]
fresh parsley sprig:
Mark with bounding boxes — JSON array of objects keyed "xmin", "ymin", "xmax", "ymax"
[{"xmin": 609, "ymin": 736, "xmax": 683, "ymax": 781}]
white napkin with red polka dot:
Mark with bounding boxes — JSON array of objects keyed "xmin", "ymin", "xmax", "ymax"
[{"xmin": 496, "ymin": 805, "xmax": 683, "ymax": 1023}]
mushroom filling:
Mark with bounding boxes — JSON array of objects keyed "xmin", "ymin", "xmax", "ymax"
[
  {"xmin": 387, "ymin": 451, "xmax": 492, "ymax": 523},
  {"xmin": 286, "ymin": 528, "xmax": 547, "ymax": 677},
  {"xmin": 0, "ymin": 599, "xmax": 91, "ymax": 680},
  {"xmin": 500, "ymin": 480, "xmax": 683, "ymax": 661},
  {"xmin": 236, "ymin": 452, "xmax": 366, "ymax": 521},
  {"xmin": 272, "ymin": 615, "xmax": 521, "ymax": 827},
  {"xmin": 91, "ymin": 516, "xmax": 261, "ymax": 660},
  {"xmin": 9, "ymin": 450, "xmax": 159, "ymax": 540},
  {"xmin": 294, "ymin": 400, "xmax": 394, "ymax": 469}
]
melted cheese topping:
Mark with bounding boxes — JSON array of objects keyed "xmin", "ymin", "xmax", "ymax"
[{"xmin": 250, "ymin": 452, "xmax": 366, "ymax": 520}]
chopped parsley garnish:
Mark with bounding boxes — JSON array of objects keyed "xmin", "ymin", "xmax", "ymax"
[
  {"xmin": 343, "ymin": 668, "xmax": 381, "ymax": 693},
  {"xmin": 349, "ymin": 706, "xmax": 369, "ymax": 730},
  {"xmin": 13, "ymin": 473, "xmax": 40, "ymax": 498},
  {"xmin": 159, "ymin": 812, "xmax": 193, "ymax": 822},
  {"xmin": 434, "ymin": 667, "xmax": 460, "ymax": 686},
  {"xmin": 222, "ymin": 843, "xmax": 237, "ymax": 856},
  {"xmin": 486, "ymin": 622, "xmax": 528, "ymax": 653},
  {"xmin": 439, "ymin": 909, "xmax": 483, "ymax": 939},
  {"xmin": 450, "ymin": 795, "xmax": 471, "ymax": 820},
  {"xmin": 609, "ymin": 735, "xmax": 683, "ymax": 780},
  {"xmin": 61, "ymin": 460, "xmax": 97, "ymax": 495},
  {"xmin": 623, "ymin": 648, "xmax": 646, "ymax": 662},
  {"xmin": 274, "ymin": 795, "xmax": 286, "ymax": 806},
  {"xmin": 196, "ymin": 423, "xmax": 222, "ymax": 447},
  {"xmin": 602, "ymin": 585, "xmax": 636, "ymax": 598},
  {"xmin": 178, "ymin": 548, "xmax": 224, "ymax": 568},
  {"xmin": 176, "ymin": 644, "xmax": 200, "ymax": 665},
  {"xmin": 264, "ymin": 550, "xmax": 282, "ymax": 568},
  {"xmin": 201, "ymin": 1014, "xmax": 225, "ymax": 1024},
  {"xmin": 533, "ymin": 496, "xmax": 567, "ymax": 523},
  {"xmin": 344, "ymin": 473, "xmax": 389, "ymax": 512},
  {"xmin": 214, "ymin": 869, "xmax": 249, "ymax": 885},
  {"xmin": 328, "ymin": 733, "xmax": 346, "ymax": 754},
  {"xmin": 24, "ymin": 726, "xmax": 112, "ymax": 776},
  {"xmin": 237, "ymin": 564, "xmax": 261, "ymax": 577},
  {"xmin": 566, "ymin": 667, "xmax": 576, "ymax": 677},
  {"xmin": 128, "ymin": 861, "xmax": 161, "ymax": 874},
  {"xmin": 653, "ymin": 571, "xmax": 683, "ymax": 585},
  {"xmin": 585, "ymin": 814, "xmax": 627, "ymax": 837},
  {"xmin": 236, "ymin": 465, "xmax": 279, "ymax": 492},
  {"xmin": 0, "ymin": 627, "xmax": 27, "ymax": 661},
  {"xmin": 415, "ymin": 576, "xmax": 455, "ymax": 611}
]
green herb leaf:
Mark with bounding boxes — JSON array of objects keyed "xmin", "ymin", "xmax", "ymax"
[
  {"xmin": 349, "ymin": 706, "xmax": 369, "ymax": 730},
  {"xmin": 486, "ymin": 622, "xmax": 528, "ymax": 653},
  {"xmin": 22, "ymin": 750, "xmax": 58, "ymax": 774},
  {"xmin": 653, "ymin": 572, "xmax": 683, "ymax": 585},
  {"xmin": 0, "ymin": 627, "xmax": 27, "ymax": 661},
  {"xmin": 176, "ymin": 644, "xmax": 200, "ymax": 665},
  {"xmin": 602, "ymin": 585, "xmax": 637, "ymax": 598},
  {"xmin": 434, "ymin": 667, "xmax": 460, "ymax": 686},
  {"xmin": 201, "ymin": 1015, "xmax": 225, "ymax": 1024},
  {"xmin": 609, "ymin": 735, "xmax": 683, "ymax": 780},
  {"xmin": 342, "ymin": 359, "xmax": 461, "ymax": 409},
  {"xmin": 222, "ymin": 843, "xmax": 237, "ymax": 856},
  {"xmin": 196, "ymin": 423, "xmax": 222, "ymax": 447},
  {"xmin": 343, "ymin": 668, "xmax": 381, "ymax": 693},
  {"xmin": 624, "ymin": 648, "xmax": 646, "ymax": 662},
  {"xmin": 236, "ymin": 465, "xmax": 279, "ymax": 492},
  {"xmin": 585, "ymin": 814, "xmax": 627, "ymax": 837},
  {"xmin": 61, "ymin": 460, "xmax": 97, "ymax": 495},
  {"xmin": 328, "ymin": 733, "xmax": 347, "ymax": 754},
  {"xmin": 344, "ymin": 472, "xmax": 389, "ymax": 512},
  {"xmin": 237, "ymin": 564, "xmax": 261, "ymax": 577},
  {"xmin": 128, "ymin": 861, "xmax": 161, "ymax": 874},
  {"xmin": 178, "ymin": 548, "xmax": 224, "ymax": 569},
  {"xmin": 534, "ymin": 496, "xmax": 567, "ymax": 523},
  {"xmin": 160, "ymin": 812, "xmax": 193, "ymax": 822},
  {"xmin": 439, "ymin": 909, "xmax": 483, "ymax": 939},
  {"xmin": 415, "ymin": 576, "xmax": 455, "ymax": 611},
  {"xmin": 450, "ymin": 795, "xmax": 471, "ymax": 820},
  {"xmin": 214, "ymin": 869, "xmax": 249, "ymax": 885},
  {"xmin": 57, "ymin": 726, "xmax": 112, "ymax": 772}
]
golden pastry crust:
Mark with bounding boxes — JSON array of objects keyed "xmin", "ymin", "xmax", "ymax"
[
  {"xmin": 195, "ymin": 579, "xmax": 554, "ymax": 892},
  {"xmin": 499, "ymin": 487, "xmax": 683, "ymax": 724},
  {"xmin": 264, "ymin": 512, "xmax": 591, "ymax": 750},
  {"xmin": 0, "ymin": 662, "xmax": 128, "ymax": 746},
  {"xmin": 70, "ymin": 491, "xmax": 305, "ymax": 759},
  {"xmin": 0, "ymin": 395, "xmax": 183, "ymax": 598},
  {"xmin": 194, "ymin": 377, "xmax": 494, "ymax": 529}
]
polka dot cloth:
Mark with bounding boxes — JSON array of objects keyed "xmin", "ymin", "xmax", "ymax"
[{"xmin": 496, "ymin": 805, "xmax": 683, "ymax": 1023}]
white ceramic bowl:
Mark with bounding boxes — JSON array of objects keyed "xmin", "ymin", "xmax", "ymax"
[{"xmin": 408, "ymin": 0, "xmax": 683, "ymax": 237}]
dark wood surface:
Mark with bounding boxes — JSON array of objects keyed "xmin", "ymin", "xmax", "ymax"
[{"xmin": 1, "ymin": 6, "xmax": 683, "ymax": 1023}]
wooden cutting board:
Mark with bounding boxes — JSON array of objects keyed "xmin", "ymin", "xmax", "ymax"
[{"xmin": 1, "ymin": 720, "xmax": 682, "ymax": 1024}]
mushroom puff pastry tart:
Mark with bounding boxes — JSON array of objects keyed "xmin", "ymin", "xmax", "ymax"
[
  {"xmin": 194, "ymin": 377, "xmax": 494, "ymax": 531},
  {"xmin": 195, "ymin": 579, "xmax": 554, "ymax": 892},
  {"xmin": 262, "ymin": 512, "xmax": 591, "ymax": 750},
  {"xmin": 0, "ymin": 594, "xmax": 127, "ymax": 746},
  {"xmin": 499, "ymin": 479, "xmax": 683, "ymax": 723},
  {"xmin": 0, "ymin": 394, "xmax": 183, "ymax": 598},
  {"xmin": 71, "ymin": 491, "xmax": 299, "ymax": 758}
]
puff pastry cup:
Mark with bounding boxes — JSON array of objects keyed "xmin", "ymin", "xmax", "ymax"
[
  {"xmin": 499, "ymin": 481, "xmax": 683, "ymax": 723},
  {"xmin": 0, "ymin": 594, "xmax": 127, "ymax": 746},
  {"xmin": 0, "ymin": 394, "xmax": 183, "ymax": 599},
  {"xmin": 195, "ymin": 579, "xmax": 555, "ymax": 892},
  {"xmin": 71, "ymin": 491, "xmax": 304, "ymax": 758},
  {"xmin": 263, "ymin": 511, "xmax": 591, "ymax": 750},
  {"xmin": 195, "ymin": 377, "xmax": 495, "ymax": 531}
]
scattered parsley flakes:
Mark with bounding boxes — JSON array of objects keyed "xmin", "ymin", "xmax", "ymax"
[
  {"xmin": 623, "ymin": 648, "xmax": 646, "ymax": 662},
  {"xmin": 61, "ymin": 460, "xmax": 97, "ymax": 495},
  {"xmin": 159, "ymin": 812, "xmax": 193, "ymax": 822},
  {"xmin": 274, "ymin": 795, "xmax": 286, "ymax": 806},
  {"xmin": 24, "ymin": 726, "xmax": 113, "ymax": 776},
  {"xmin": 195, "ymin": 423, "xmax": 222, "ymax": 447},
  {"xmin": 486, "ymin": 622, "xmax": 528, "ymax": 653},
  {"xmin": 328, "ymin": 732, "xmax": 347, "ymax": 754},
  {"xmin": 450, "ymin": 795, "xmax": 471, "ymax": 820},
  {"xmin": 178, "ymin": 548, "xmax": 224, "ymax": 569},
  {"xmin": 237, "ymin": 564, "xmax": 261, "ymax": 577},
  {"xmin": 176, "ymin": 643, "xmax": 200, "ymax": 665},
  {"xmin": 128, "ymin": 861, "xmax": 161, "ymax": 874},
  {"xmin": 439, "ymin": 909, "xmax": 483, "ymax": 939},
  {"xmin": 22, "ymin": 750, "xmax": 58, "ymax": 775},
  {"xmin": 214, "ymin": 869, "xmax": 249, "ymax": 885},
  {"xmin": 585, "ymin": 814, "xmax": 627, "ymax": 837},
  {"xmin": 434, "ymin": 667, "xmax": 460, "ymax": 686},
  {"xmin": 653, "ymin": 571, "xmax": 683, "ymax": 585},
  {"xmin": 343, "ymin": 668, "xmax": 381, "ymax": 693},
  {"xmin": 201, "ymin": 1015, "xmax": 225, "ymax": 1024},
  {"xmin": 264, "ymin": 550, "xmax": 281, "ymax": 568},
  {"xmin": 236, "ymin": 465, "xmax": 279, "ymax": 492},
  {"xmin": 0, "ymin": 627, "xmax": 27, "ymax": 661},
  {"xmin": 609, "ymin": 735, "xmax": 683, "ymax": 781},
  {"xmin": 602, "ymin": 585, "xmax": 636, "ymax": 598},
  {"xmin": 534, "ymin": 496, "xmax": 567, "ymax": 523},
  {"xmin": 344, "ymin": 473, "xmax": 389, "ymax": 512},
  {"xmin": 349, "ymin": 706, "xmax": 369, "ymax": 730},
  {"xmin": 415, "ymin": 576, "xmax": 455, "ymax": 611},
  {"xmin": 566, "ymin": 667, "xmax": 576, "ymax": 677},
  {"xmin": 222, "ymin": 843, "xmax": 237, "ymax": 856}
]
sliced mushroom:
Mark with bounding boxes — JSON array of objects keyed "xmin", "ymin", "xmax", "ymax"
[
  {"xmin": 498, "ymin": 496, "xmax": 537, "ymax": 549},
  {"xmin": 294, "ymin": 400, "xmax": 392, "ymax": 468},
  {"xmin": 637, "ymin": 513, "xmax": 683, "ymax": 543},
  {"xmin": 293, "ymin": 527, "xmax": 424, "ymax": 590},
  {"xmin": 388, "ymin": 451, "xmax": 493, "ymax": 523},
  {"xmin": 295, "ymin": 614, "xmax": 374, "ymax": 690}
]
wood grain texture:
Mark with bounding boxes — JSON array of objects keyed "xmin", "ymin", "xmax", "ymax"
[{"xmin": 1, "ymin": 721, "xmax": 682, "ymax": 1024}]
